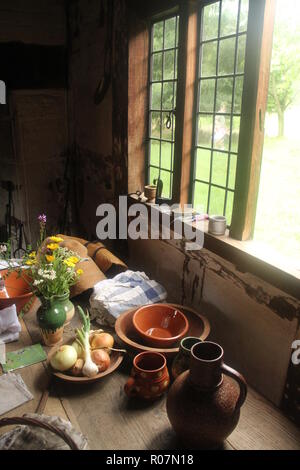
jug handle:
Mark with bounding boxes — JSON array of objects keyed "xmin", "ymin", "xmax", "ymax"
[{"xmin": 221, "ymin": 363, "xmax": 247, "ymax": 410}]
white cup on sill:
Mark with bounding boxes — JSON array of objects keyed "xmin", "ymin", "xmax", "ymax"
[{"xmin": 208, "ymin": 215, "xmax": 227, "ymax": 236}]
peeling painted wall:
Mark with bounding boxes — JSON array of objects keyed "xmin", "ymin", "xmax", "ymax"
[{"xmin": 129, "ymin": 238, "xmax": 300, "ymax": 419}]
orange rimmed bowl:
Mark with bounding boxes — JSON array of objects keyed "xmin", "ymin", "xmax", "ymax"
[
  {"xmin": 0, "ymin": 268, "xmax": 33, "ymax": 313},
  {"xmin": 132, "ymin": 304, "xmax": 189, "ymax": 348}
]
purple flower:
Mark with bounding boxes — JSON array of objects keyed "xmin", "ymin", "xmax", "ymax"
[{"xmin": 38, "ymin": 214, "xmax": 47, "ymax": 224}]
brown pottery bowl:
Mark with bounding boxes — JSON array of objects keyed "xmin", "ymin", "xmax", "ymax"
[{"xmin": 132, "ymin": 304, "xmax": 189, "ymax": 348}]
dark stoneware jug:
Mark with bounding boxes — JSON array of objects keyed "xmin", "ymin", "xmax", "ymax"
[{"xmin": 166, "ymin": 341, "xmax": 247, "ymax": 449}]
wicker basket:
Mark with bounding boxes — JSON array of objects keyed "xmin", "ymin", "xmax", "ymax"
[{"xmin": 0, "ymin": 415, "xmax": 81, "ymax": 450}]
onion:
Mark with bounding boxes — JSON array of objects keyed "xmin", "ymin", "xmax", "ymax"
[
  {"xmin": 90, "ymin": 332, "xmax": 114, "ymax": 351},
  {"xmin": 70, "ymin": 358, "xmax": 84, "ymax": 376},
  {"xmin": 91, "ymin": 349, "xmax": 110, "ymax": 372},
  {"xmin": 72, "ymin": 340, "xmax": 84, "ymax": 359},
  {"xmin": 50, "ymin": 345, "xmax": 77, "ymax": 372}
]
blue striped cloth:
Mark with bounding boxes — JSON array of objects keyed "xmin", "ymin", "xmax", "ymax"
[{"xmin": 89, "ymin": 270, "xmax": 167, "ymax": 325}]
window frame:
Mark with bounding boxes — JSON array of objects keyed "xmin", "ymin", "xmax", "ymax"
[{"xmin": 145, "ymin": 0, "xmax": 276, "ymax": 241}]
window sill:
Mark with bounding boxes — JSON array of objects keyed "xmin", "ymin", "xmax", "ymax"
[{"xmin": 128, "ymin": 194, "xmax": 300, "ymax": 300}]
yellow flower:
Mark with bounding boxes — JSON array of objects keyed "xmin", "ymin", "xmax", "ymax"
[
  {"xmin": 77, "ymin": 269, "xmax": 83, "ymax": 275},
  {"xmin": 63, "ymin": 260, "xmax": 75, "ymax": 268},
  {"xmin": 49, "ymin": 236, "xmax": 64, "ymax": 243},
  {"xmin": 47, "ymin": 243, "xmax": 59, "ymax": 251},
  {"xmin": 29, "ymin": 251, "xmax": 36, "ymax": 258},
  {"xmin": 46, "ymin": 255, "xmax": 54, "ymax": 263},
  {"xmin": 25, "ymin": 259, "xmax": 35, "ymax": 266},
  {"xmin": 67, "ymin": 256, "xmax": 79, "ymax": 264}
]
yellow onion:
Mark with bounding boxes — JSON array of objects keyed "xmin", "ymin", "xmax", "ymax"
[
  {"xmin": 50, "ymin": 345, "xmax": 77, "ymax": 372},
  {"xmin": 91, "ymin": 349, "xmax": 110, "ymax": 372},
  {"xmin": 90, "ymin": 332, "xmax": 114, "ymax": 351}
]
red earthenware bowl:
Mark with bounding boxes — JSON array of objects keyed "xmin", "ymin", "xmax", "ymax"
[
  {"xmin": 132, "ymin": 304, "xmax": 189, "ymax": 348},
  {"xmin": 0, "ymin": 268, "xmax": 33, "ymax": 313}
]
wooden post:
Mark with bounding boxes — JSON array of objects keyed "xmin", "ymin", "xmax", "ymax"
[
  {"xmin": 173, "ymin": 0, "xmax": 198, "ymax": 205},
  {"xmin": 230, "ymin": 0, "xmax": 276, "ymax": 240}
]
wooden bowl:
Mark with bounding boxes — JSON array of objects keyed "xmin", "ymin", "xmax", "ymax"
[
  {"xmin": 132, "ymin": 304, "xmax": 189, "ymax": 348},
  {"xmin": 47, "ymin": 338, "xmax": 124, "ymax": 383},
  {"xmin": 0, "ymin": 268, "xmax": 33, "ymax": 313},
  {"xmin": 115, "ymin": 304, "xmax": 210, "ymax": 358}
]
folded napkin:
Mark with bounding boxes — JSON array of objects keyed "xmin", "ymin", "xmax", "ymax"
[
  {"xmin": 0, "ymin": 304, "xmax": 21, "ymax": 343},
  {"xmin": 90, "ymin": 270, "xmax": 167, "ymax": 326}
]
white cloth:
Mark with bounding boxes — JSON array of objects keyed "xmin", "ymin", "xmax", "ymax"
[
  {"xmin": 0, "ymin": 304, "xmax": 21, "ymax": 343},
  {"xmin": 90, "ymin": 270, "xmax": 167, "ymax": 326}
]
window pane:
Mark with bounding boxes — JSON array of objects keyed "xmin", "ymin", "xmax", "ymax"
[
  {"xmin": 149, "ymin": 166, "xmax": 160, "ymax": 186},
  {"xmin": 202, "ymin": 2, "xmax": 220, "ymax": 41},
  {"xmin": 218, "ymin": 37, "xmax": 236, "ymax": 75},
  {"xmin": 233, "ymin": 76, "xmax": 243, "ymax": 113},
  {"xmin": 164, "ymin": 50, "xmax": 175, "ymax": 79},
  {"xmin": 231, "ymin": 116, "xmax": 240, "ymax": 152},
  {"xmin": 152, "ymin": 53, "xmax": 162, "ymax": 81},
  {"xmin": 220, "ymin": 0, "xmax": 239, "ymax": 37},
  {"xmin": 225, "ymin": 190, "xmax": 234, "ymax": 225},
  {"xmin": 150, "ymin": 112, "xmax": 161, "ymax": 138},
  {"xmin": 198, "ymin": 115, "xmax": 214, "ymax": 147},
  {"xmin": 216, "ymin": 77, "xmax": 234, "ymax": 113},
  {"xmin": 211, "ymin": 151, "xmax": 228, "ymax": 187},
  {"xmin": 148, "ymin": 16, "xmax": 178, "ymax": 198},
  {"xmin": 151, "ymin": 83, "xmax": 162, "ymax": 109},
  {"xmin": 228, "ymin": 154, "xmax": 237, "ymax": 189},
  {"xmin": 161, "ymin": 141, "xmax": 172, "ymax": 171},
  {"xmin": 201, "ymin": 42, "xmax": 217, "ymax": 76},
  {"xmin": 237, "ymin": 34, "xmax": 246, "ymax": 73},
  {"xmin": 161, "ymin": 111, "xmax": 174, "ymax": 140},
  {"xmin": 196, "ymin": 148, "xmax": 211, "ymax": 182},
  {"xmin": 209, "ymin": 186, "xmax": 225, "ymax": 214},
  {"xmin": 164, "ymin": 17, "xmax": 176, "ymax": 49},
  {"xmin": 194, "ymin": 182, "xmax": 209, "ymax": 213},
  {"xmin": 213, "ymin": 115, "xmax": 230, "ymax": 150},
  {"xmin": 160, "ymin": 169, "xmax": 172, "ymax": 198},
  {"xmin": 199, "ymin": 79, "xmax": 215, "ymax": 113},
  {"xmin": 149, "ymin": 140, "xmax": 160, "ymax": 167},
  {"xmin": 153, "ymin": 22, "xmax": 164, "ymax": 51},
  {"xmin": 162, "ymin": 82, "xmax": 174, "ymax": 110},
  {"xmin": 239, "ymin": 0, "xmax": 249, "ymax": 32}
]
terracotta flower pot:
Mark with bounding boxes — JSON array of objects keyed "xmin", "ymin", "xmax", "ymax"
[
  {"xmin": 0, "ymin": 269, "xmax": 33, "ymax": 313},
  {"xmin": 166, "ymin": 341, "xmax": 247, "ymax": 449}
]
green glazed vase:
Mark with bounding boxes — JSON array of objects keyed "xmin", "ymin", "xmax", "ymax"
[
  {"xmin": 171, "ymin": 337, "xmax": 202, "ymax": 380},
  {"xmin": 37, "ymin": 292, "xmax": 72, "ymax": 346}
]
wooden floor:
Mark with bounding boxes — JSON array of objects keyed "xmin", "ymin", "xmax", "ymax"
[{"xmin": 0, "ymin": 301, "xmax": 299, "ymax": 450}]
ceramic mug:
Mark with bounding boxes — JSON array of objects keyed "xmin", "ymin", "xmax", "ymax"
[
  {"xmin": 124, "ymin": 351, "xmax": 170, "ymax": 400},
  {"xmin": 208, "ymin": 215, "xmax": 227, "ymax": 236},
  {"xmin": 144, "ymin": 185, "xmax": 157, "ymax": 203}
]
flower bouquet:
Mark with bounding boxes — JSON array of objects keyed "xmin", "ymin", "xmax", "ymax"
[{"xmin": 0, "ymin": 214, "xmax": 84, "ymax": 345}]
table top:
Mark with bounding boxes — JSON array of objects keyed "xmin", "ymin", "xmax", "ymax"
[{"xmin": 1, "ymin": 298, "xmax": 300, "ymax": 450}]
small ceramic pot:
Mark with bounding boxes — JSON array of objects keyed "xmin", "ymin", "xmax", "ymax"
[
  {"xmin": 37, "ymin": 293, "xmax": 69, "ymax": 346},
  {"xmin": 171, "ymin": 336, "xmax": 202, "ymax": 380},
  {"xmin": 208, "ymin": 215, "xmax": 227, "ymax": 236},
  {"xmin": 144, "ymin": 185, "xmax": 157, "ymax": 203},
  {"xmin": 124, "ymin": 351, "xmax": 170, "ymax": 400}
]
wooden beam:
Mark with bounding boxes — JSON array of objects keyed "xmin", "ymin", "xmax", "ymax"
[
  {"xmin": 173, "ymin": 0, "xmax": 198, "ymax": 205},
  {"xmin": 230, "ymin": 0, "xmax": 276, "ymax": 240},
  {"xmin": 127, "ymin": 11, "xmax": 149, "ymax": 193}
]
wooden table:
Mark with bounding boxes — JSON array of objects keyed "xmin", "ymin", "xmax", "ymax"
[{"xmin": 1, "ymin": 298, "xmax": 300, "ymax": 450}]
